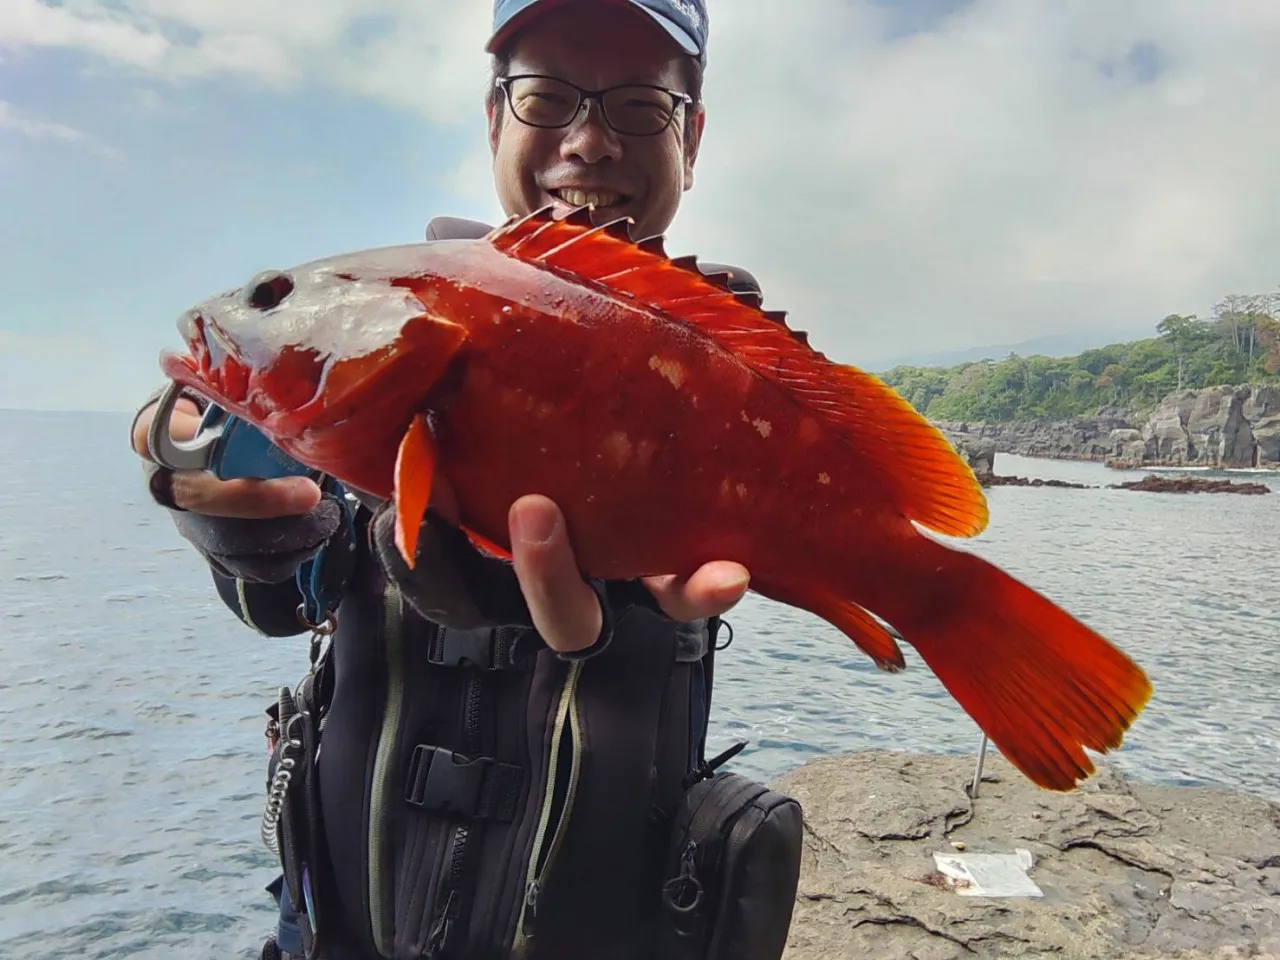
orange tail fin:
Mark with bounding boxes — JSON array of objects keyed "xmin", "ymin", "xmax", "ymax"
[{"xmin": 828, "ymin": 539, "xmax": 1152, "ymax": 791}]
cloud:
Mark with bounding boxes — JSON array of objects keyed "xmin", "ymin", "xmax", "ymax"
[
  {"xmin": 667, "ymin": 0, "xmax": 1280, "ymax": 362},
  {"xmin": 0, "ymin": 99, "xmax": 120, "ymax": 158},
  {"xmin": 5, "ymin": 0, "xmax": 1279, "ymax": 365},
  {"xmin": 0, "ymin": 1, "xmax": 492, "ymax": 116},
  {"xmin": 0, "ymin": 0, "xmax": 169, "ymax": 69}
]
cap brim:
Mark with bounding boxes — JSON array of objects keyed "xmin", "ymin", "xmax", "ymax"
[{"xmin": 486, "ymin": 0, "xmax": 701, "ymax": 58}]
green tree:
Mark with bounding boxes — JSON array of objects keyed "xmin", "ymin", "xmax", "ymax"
[{"xmin": 878, "ymin": 291, "xmax": 1280, "ymax": 423}]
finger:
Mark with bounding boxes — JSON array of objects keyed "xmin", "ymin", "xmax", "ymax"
[
  {"xmin": 508, "ymin": 495, "xmax": 602, "ymax": 654},
  {"xmin": 131, "ymin": 397, "xmax": 203, "ymax": 458},
  {"xmin": 170, "ymin": 471, "xmax": 322, "ymax": 518},
  {"xmin": 642, "ymin": 561, "xmax": 750, "ymax": 622}
]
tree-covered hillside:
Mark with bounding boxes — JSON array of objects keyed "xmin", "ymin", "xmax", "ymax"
[{"xmin": 880, "ymin": 293, "xmax": 1280, "ymax": 423}]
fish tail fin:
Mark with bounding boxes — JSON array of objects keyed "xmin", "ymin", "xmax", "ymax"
[{"xmin": 872, "ymin": 539, "xmax": 1152, "ymax": 791}]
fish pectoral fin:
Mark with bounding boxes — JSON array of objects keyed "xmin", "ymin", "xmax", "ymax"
[{"xmin": 393, "ymin": 413, "xmax": 437, "ymax": 570}]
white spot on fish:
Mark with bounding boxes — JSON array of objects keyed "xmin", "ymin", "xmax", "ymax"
[
  {"xmin": 818, "ymin": 472, "xmax": 830, "ymax": 485},
  {"xmin": 752, "ymin": 418, "xmax": 772, "ymax": 438},
  {"xmin": 648, "ymin": 355, "xmax": 686, "ymax": 389},
  {"xmin": 735, "ymin": 482, "xmax": 748, "ymax": 500},
  {"xmin": 602, "ymin": 431, "xmax": 632, "ymax": 468},
  {"xmin": 635, "ymin": 439, "xmax": 658, "ymax": 467}
]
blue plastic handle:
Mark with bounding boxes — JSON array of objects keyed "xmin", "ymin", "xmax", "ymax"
[{"xmin": 199, "ymin": 407, "xmax": 318, "ymax": 482}]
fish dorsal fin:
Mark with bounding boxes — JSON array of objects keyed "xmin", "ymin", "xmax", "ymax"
[{"xmin": 484, "ymin": 206, "xmax": 988, "ymax": 538}]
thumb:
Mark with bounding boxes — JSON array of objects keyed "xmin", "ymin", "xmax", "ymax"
[{"xmin": 508, "ymin": 495, "xmax": 602, "ymax": 654}]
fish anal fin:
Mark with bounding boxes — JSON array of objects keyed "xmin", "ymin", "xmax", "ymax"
[
  {"xmin": 486, "ymin": 206, "xmax": 987, "ymax": 538},
  {"xmin": 393, "ymin": 413, "xmax": 436, "ymax": 570},
  {"xmin": 761, "ymin": 579, "xmax": 906, "ymax": 672}
]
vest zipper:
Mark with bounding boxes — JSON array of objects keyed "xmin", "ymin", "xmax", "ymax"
[
  {"xmin": 423, "ymin": 669, "xmax": 485, "ymax": 956},
  {"xmin": 510, "ymin": 659, "xmax": 584, "ymax": 957},
  {"xmin": 368, "ymin": 583, "xmax": 404, "ymax": 957}
]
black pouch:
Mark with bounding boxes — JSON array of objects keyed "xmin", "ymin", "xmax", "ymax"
[{"xmin": 656, "ymin": 770, "xmax": 804, "ymax": 960}]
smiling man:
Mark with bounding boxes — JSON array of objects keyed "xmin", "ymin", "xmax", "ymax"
[
  {"xmin": 130, "ymin": 1, "xmax": 803, "ymax": 958},
  {"xmin": 486, "ymin": 0, "xmax": 705, "ymax": 244}
]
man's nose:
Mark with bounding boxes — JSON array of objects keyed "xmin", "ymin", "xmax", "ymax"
[{"xmin": 559, "ymin": 99, "xmax": 623, "ymax": 165}]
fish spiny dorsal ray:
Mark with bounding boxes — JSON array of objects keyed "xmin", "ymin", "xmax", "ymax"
[{"xmin": 485, "ymin": 205, "xmax": 989, "ymax": 539}]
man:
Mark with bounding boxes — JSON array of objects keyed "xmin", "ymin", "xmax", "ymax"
[{"xmin": 130, "ymin": 1, "xmax": 791, "ymax": 957}]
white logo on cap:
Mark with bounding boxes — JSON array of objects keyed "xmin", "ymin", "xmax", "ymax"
[{"xmin": 668, "ymin": 0, "xmax": 702, "ymax": 31}]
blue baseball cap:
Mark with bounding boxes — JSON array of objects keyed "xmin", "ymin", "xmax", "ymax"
[{"xmin": 486, "ymin": 0, "xmax": 708, "ymax": 62}]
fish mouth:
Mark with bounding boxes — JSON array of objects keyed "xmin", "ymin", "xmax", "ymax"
[{"xmin": 157, "ymin": 307, "xmax": 257, "ymax": 413}]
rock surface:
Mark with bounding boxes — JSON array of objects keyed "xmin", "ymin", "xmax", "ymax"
[
  {"xmin": 934, "ymin": 385, "xmax": 1280, "ymax": 470},
  {"xmin": 1111, "ymin": 475, "xmax": 1271, "ymax": 495},
  {"xmin": 936, "ymin": 409, "xmax": 1136, "ymax": 463},
  {"xmin": 773, "ymin": 751, "xmax": 1280, "ymax": 960},
  {"xmin": 1108, "ymin": 385, "xmax": 1280, "ymax": 469},
  {"xmin": 980, "ymin": 474, "xmax": 1091, "ymax": 489},
  {"xmin": 940, "ymin": 429, "xmax": 996, "ymax": 478}
]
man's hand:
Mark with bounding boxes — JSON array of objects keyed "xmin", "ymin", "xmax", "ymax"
[
  {"xmin": 507, "ymin": 494, "xmax": 750, "ymax": 655},
  {"xmin": 131, "ymin": 397, "xmax": 321, "ymax": 518}
]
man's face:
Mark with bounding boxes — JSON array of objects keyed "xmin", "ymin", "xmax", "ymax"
[{"xmin": 487, "ymin": 1, "xmax": 705, "ymax": 241}]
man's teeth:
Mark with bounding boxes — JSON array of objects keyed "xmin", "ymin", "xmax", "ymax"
[{"xmin": 558, "ymin": 188, "xmax": 620, "ymax": 207}]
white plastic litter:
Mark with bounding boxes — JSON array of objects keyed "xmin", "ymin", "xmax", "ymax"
[{"xmin": 932, "ymin": 848, "xmax": 1043, "ymax": 897}]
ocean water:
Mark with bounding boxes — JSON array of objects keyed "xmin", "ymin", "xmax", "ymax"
[{"xmin": 1, "ymin": 409, "xmax": 1278, "ymax": 958}]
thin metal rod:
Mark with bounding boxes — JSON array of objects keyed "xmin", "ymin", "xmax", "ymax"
[{"xmin": 968, "ymin": 734, "xmax": 989, "ymax": 798}]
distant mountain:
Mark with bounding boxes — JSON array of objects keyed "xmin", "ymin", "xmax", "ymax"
[{"xmin": 868, "ymin": 326, "xmax": 1158, "ymax": 372}]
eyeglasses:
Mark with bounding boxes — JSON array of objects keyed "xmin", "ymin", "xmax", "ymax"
[{"xmin": 494, "ymin": 74, "xmax": 693, "ymax": 137}]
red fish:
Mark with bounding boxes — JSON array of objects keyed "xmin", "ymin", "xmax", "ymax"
[{"xmin": 158, "ymin": 206, "xmax": 1153, "ymax": 791}]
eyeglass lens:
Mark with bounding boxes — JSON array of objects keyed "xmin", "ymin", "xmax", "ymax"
[{"xmin": 505, "ymin": 76, "xmax": 681, "ymax": 136}]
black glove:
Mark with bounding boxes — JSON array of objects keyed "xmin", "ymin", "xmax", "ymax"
[
  {"xmin": 370, "ymin": 501, "xmax": 680, "ymax": 659},
  {"xmin": 170, "ymin": 494, "xmax": 347, "ymax": 584},
  {"xmin": 370, "ymin": 502, "xmax": 535, "ymax": 631}
]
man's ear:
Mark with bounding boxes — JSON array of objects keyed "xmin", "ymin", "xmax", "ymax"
[
  {"xmin": 683, "ymin": 104, "xmax": 706, "ymax": 191},
  {"xmin": 487, "ymin": 97, "xmax": 502, "ymax": 155}
]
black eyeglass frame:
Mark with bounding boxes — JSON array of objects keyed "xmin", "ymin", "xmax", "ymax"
[{"xmin": 493, "ymin": 73, "xmax": 694, "ymax": 137}]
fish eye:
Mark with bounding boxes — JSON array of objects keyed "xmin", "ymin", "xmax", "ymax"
[{"xmin": 245, "ymin": 271, "xmax": 294, "ymax": 310}]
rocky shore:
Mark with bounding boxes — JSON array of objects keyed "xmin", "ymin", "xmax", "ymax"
[
  {"xmin": 935, "ymin": 384, "xmax": 1280, "ymax": 471},
  {"xmin": 936, "ymin": 428, "xmax": 1270, "ymax": 494},
  {"xmin": 773, "ymin": 751, "xmax": 1280, "ymax": 960},
  {"xmin": 1111, "ymin": 475, "xmax": 1271, "ymax": 495}
]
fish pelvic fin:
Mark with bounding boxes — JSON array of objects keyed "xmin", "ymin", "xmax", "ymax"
[
  {"xmin": 484, "ymin": 205, "xmax": 988, "ymax": 539},
  {"xmin": 888, "ymin": 537, "xmax": 1153, "ymax": 791},
  {"xmin": 393, "ymin": 413, "xmax": 437, "ymax": 570}
]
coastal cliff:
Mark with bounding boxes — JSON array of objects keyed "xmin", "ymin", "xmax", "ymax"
[
  {"xmin": 936, "ymin": 410, "xmax": 1133, "ymax": 464},
  {"xmin": 1109, "ymin": 385, "xmax": 1280, "ymax": 469},
  {"xmin": 936, "ymin": 385, "xmax": 1280, "ymax": 470},
  {"xmin": 774, "ymin": 751, "xmax": 1280, "ymax": 959}
]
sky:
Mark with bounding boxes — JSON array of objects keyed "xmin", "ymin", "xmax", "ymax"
[{"xmin": 1, "ymin": 0, "xmax": 1278, "ymax": 413}]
